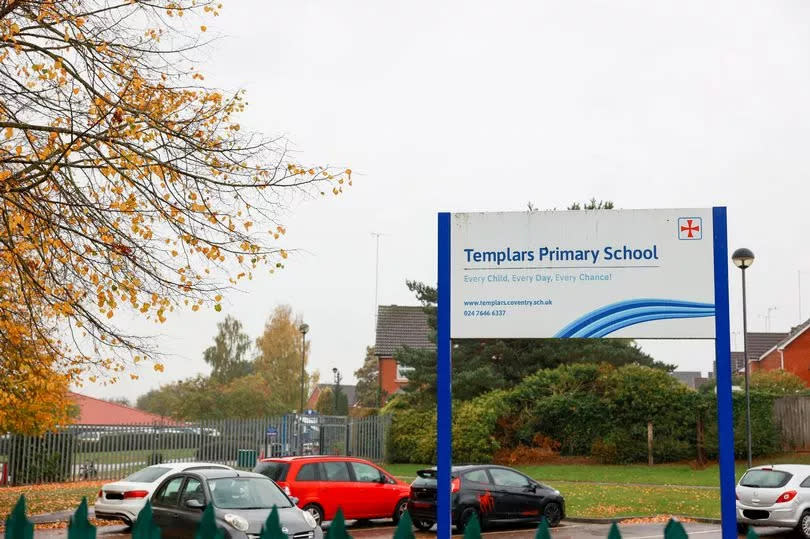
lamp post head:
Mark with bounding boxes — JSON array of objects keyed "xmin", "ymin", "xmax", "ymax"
[
  {"xmin": 299, "ymin": 323, "xmax": 309, "ymax": 335},
  {"xmin": 732, "ymin": 248, "xmax": 755, "ymax": 270}
]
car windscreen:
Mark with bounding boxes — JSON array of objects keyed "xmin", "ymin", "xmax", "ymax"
[
  {"xmin": 252, "ymin": 461, "xmax": 288, "ymax": 481},
  {"xmin": 210, "ymin": 477, "xmax": 292, "ymax": 510},
  {"xmin": 123, "ymin": 466, "xmax": 171, "ymax": 483},
  {"xmin": 739, "ymin": 469, "xmax": 792, "ymax": 488}
]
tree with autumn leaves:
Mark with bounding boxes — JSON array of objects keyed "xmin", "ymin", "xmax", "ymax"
[
  {"xmin": 0, "ymin": 1, "xmax": 348, "ymax": 433},
  {"xmin": 137, "ymin": 306, "xmax": 315, "ymax": 420}
]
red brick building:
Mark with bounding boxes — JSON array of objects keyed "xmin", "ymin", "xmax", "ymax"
[
  {"xmin": 750, "ymin": 321, "xmax": 810, "ymax": 386},
  {"xmin": 305, "ymin": 384, "xmax": 357, "ymax": 411},
  {"xmin": 374, "ymin": 305, "xmax": 434, "ymax": 399},
  {"xmin": 69, "ymin": 392, "xmax": 177, "ymax": 425}
]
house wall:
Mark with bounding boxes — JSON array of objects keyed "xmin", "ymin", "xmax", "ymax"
[
  {"xmin": 306, "ymin": 388, "xmax": 321, "ymax": 410},
  {"xmin": 752, "ymin": 349, "xmax": 782, "ymax": 373},
  {"xmin": 784, "ymin": 331, "xmax": 810, "ymax": 386},
  {"xmin": 750, "ymin": 330, "xmax": 810, "ymax": 387},
  {"xmin": 379, "ymin": 356, "xmax": 405, "ymax": 397}
]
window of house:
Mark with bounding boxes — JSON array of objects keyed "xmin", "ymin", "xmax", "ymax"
[{"xmin": 397, "ymin": 363, "xmax": 414, "ymax": 380}]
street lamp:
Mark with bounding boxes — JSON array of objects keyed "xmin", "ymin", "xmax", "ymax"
[
  {"xmin": 732, "ymin": 247, "xmax": 755, "ymax": 468},
  {"xmin": 332, "ymin": 367, "xmax": 342, "ymax": 414},
  {"xmin": 299, "ymin": 323, "xmax": 309, "ymax": 414}
]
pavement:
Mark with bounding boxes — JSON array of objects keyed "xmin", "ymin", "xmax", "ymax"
[{"xmin": 31, "ymin": 520, "xmax": 799, "ymax": 538}]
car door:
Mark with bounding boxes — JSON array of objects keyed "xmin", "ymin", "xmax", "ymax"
[
  {"xmin": 151, "ymin": 475, "xmax": 187, "ymax": 538},
  {"xmin": 290, "ymin": 461, "xmax": 321, "ymax": 509},
  {"xmin": 321, "ymin": 460, "xmax": 357, "ymax": 519},
  {"xmin": 173, "ymin": 476, "xmax": 206, "ymax": 538},
  {"xmin": 487, "ymin": 468, "xmax": 539, "ymax": 519},
  {"xmin": 461, "ymin": 469, "xmax": 497, "ymax": 521},
  {"xmin": 350, "ymin": 461, "xmax": 391, "ymax": 518}
]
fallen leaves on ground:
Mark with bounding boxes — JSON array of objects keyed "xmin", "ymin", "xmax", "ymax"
[
  {"xmin": 620, "ymin": 516, "xmax": 697, "ymax": 524},
  {"xmin": 0, "ymin": 481, "xmax": 105, "ymax": 521}
]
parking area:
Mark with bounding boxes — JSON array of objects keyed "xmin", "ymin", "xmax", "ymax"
[{"xmin": 32, "ymin": 521, "xmax": 798, "ymax": 539}]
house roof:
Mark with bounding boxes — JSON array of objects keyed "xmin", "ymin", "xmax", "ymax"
[
  {"xmin": 69, "ymin": 392, "xmax": 178, "ymax": 425},
  {"xmin": 757, "ymin": 319, "xmax": 810, "ymax": 359},
  {"xmin": 313, "ymin": 384, "xmax": 358, "ymax": 407},
  {"xmin": 375, "ymin": 305, "xmax": 434, "ymax": 356},
  {"xmin": 742, "ymin": 332, "xmax": 789, "ymax": 362}
]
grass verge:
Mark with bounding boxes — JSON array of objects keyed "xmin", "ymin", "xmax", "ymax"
[
  {"xmin": 558, "ymin": 482, "xmax": 719, "ymax": 519},
  {"xmin": 386, "ymin": 453, "xmax": 810, "ymax": 488}
]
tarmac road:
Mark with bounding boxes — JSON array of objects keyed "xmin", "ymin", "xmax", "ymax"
[{"xmin": 33, "ymin": 520, "xmax": 798, "ymax": 538}]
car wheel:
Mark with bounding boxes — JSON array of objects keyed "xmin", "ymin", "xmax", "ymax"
[
  {"xmin": 456, "ymin": 507, "xmax": 479, "ymax": 533},
  {"xmin": 302, "ymin": 504, "xmax": 324, "ymax": 527},
  {"xmin": 392, "ymin": 498, "xmax": 409, "ymax": 524},
  {"xmin": 543, "ymin": 502, "xmax": 562, "ymax": 527},
  {"xmin": 736, "ymin": 522, "xmax": 748, "ymax": 535},
  {"xmin": 413, "ymin": 519, "xmax": 434, "ymax": 531},
  {"xmin": 797, "ymin": 511, "xmax": 810, "ymax": 539}
]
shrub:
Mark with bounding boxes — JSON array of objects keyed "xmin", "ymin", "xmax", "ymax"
[
  {"xmin": 387, "ymin": 408, "xmax": 435, "ymax": 464},
  {"xmin": 452, "ymin": 391, "xmax": 508, "ymax": 463}
]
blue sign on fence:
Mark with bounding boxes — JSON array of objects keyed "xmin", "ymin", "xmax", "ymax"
[{"xmin": 266, "ymin": 426, "xmax": 278, "ymax": 437}]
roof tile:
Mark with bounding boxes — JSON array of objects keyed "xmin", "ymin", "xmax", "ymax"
[{"xmin": 374, "ymin": 305, "xmax": 434, "ymax": 356}]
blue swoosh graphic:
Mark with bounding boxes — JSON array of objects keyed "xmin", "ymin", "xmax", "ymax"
[{"xmin": 554, "ymin": 299, "xmax": 716, "ymax": 338}]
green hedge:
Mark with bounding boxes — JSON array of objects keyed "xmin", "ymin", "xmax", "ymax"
[{"xmin": 387, "ymin": 364, "xmax": 783, "ymax": 464}]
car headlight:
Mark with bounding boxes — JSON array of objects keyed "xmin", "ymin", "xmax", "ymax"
[
  {"xmin": 302, "ymin": 510, "xmax": 318, "ymax": 529},
  {"xmin": 224, "ymin": 513, "xmax": 249, "ymax": 532},
  {"xmin": 553, "ymin": 489, "xmax": 560, "ymax": 496}
]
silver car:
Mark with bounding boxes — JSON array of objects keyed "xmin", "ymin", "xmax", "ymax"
[{"xmin": 736, "ymin": 464, "xmax": 810, "ymax": 537}]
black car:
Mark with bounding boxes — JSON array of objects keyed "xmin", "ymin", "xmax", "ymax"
[
  {"xmin": 150, "ymin": 468, "xmax": 323, "ymax": 538},
  {"xmin": 407, "ymin": 465, "xmax": 564, "ymax": 532}
]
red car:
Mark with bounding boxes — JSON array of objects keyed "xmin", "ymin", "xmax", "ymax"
[{"xmin": 253, "ymin": 456, "xmax": 410, "ymax": 526}]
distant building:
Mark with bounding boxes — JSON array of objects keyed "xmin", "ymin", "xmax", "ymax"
[
  {"xmin": 750, "ymin": 320, "xmax": 810, "ymax": 386},
  {"xmin": 671, "ymin": 371, "xmax": 710, "ymax": 390},
  {"xmin": 306, "ymin": 384, "xmax": 358, "ymax": 411},
  {"xmin": 68, "ymin": 392, "xmax": 177, "ymax": 425},
  {"xmin": 374, "ymin": 305, "xmax": 434, "ymax": 399},
  {"xmin": 714, "ymin": 332, "xmax": 788, "ymax": 377}
]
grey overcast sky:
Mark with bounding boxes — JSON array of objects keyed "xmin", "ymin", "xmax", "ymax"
[{"xmin": 82, "ymin": 0, "xmax": 810, "ymax": 402}]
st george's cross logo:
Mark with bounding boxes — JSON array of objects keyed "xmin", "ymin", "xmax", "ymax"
[{"xmin": 678, "ymin": 217, "xmax": 702, "ymax": 240}]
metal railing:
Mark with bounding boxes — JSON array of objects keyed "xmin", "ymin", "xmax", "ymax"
[{"xmin": 0, "ymin": 414, "xmax": 391, "ymax": 486}]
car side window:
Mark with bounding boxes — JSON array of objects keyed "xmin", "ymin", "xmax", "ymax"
[
  {"xmin": 351, "ymin": 462, "xmax": 382, "ymax": 483},
  {"xmin": 179, "ymin": 478, "xmax": 204, "ymax": 507},
  {"xmin": 801, "ymin": 476, "xmax": 810, "ymax": 488},
  {"xmin": 322, "ymin": 461, "xmax": 351, "ymax": 481},
  {"xmin": 463, "ymin": 469, "xmax": 491, "ymax": 485},
  {"xmin": 153, "ymin": 476, "xmax": 186, "ymax": 507},
  {"xmin": 296, "ymin": 463, "xmax": 320, "ymax": 482},
  {"xmin": 489, "ymin": 468, "xmax": 530, "ymax": 488}
]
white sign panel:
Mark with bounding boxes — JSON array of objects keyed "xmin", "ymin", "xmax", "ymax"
[{"xmin": 450, "ymin": 209, "xmax": 715, "ymax": 339}]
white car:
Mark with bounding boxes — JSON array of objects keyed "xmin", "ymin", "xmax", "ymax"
[
  {"xmin": 736, "ymin": 464, "xmax": 810, "ymax": 537},
  {"xmin": 94, "ymin": 462, "xmax": 233, "ymax": 526}
]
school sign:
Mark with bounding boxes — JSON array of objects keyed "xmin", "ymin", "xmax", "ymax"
[{"xmin": 436, "ymin": 208, "xmax": 736, "ymax": 539}]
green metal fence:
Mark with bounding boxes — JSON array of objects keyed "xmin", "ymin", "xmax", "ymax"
[{"xmin": 2, "ymin": 495, "xmax": 760, "ymax": 539}]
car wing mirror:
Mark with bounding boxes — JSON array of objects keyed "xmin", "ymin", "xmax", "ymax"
[{"xmin": 186, "ymin": 499, "xmax": 204, "ymax": 510}]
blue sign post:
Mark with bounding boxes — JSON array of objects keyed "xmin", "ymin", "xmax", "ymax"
[{"xmin": 435, "ymin": 207, "xmax": 736, "ymax": 539}]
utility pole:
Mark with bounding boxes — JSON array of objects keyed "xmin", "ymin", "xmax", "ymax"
[{"xmin": 371, "ymin": 232, "xmax": 385, "ymax": 334}]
